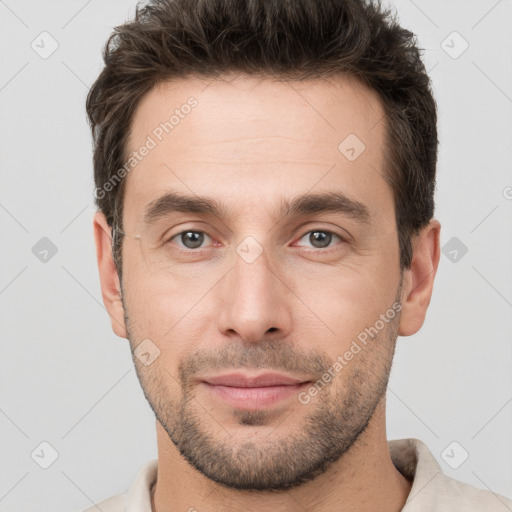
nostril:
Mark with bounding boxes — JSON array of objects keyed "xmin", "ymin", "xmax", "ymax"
[{"xmin": 267, "ymin": 327, "xmax": 278, "ymax": 333}]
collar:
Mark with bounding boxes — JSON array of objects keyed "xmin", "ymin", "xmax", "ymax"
[{"xmin": 122, "ymin": 438, "xmax": 510, "ymax": 511}]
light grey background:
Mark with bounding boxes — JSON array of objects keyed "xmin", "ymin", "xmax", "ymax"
[{"xmin": 0, "ymin": 1, "xmax": 511, "ymax": 511}]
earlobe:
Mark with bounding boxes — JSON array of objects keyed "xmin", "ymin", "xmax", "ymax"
[
  {"xmin": 398, "ymin": 219, "xmax": 441, "ymax": 337},
  {"xmin": 93, "ymin": 211, "xmax": 127, "ymax": 339}
]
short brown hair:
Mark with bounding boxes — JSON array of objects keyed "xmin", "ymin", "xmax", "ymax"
[{"xmin": 86, "ymin": 0, "xmax": 437, "ymax": 278}]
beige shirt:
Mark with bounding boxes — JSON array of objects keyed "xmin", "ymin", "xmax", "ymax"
[{"xmin": 81, "ymin": 438, "xmax": 512, "ymax": 511}]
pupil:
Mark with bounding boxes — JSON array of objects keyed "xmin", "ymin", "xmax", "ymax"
[
  {"xmin": 182, "ymin": 231, "xmax": 203, "ymax": 249},
  {"xmin": 310, "ymin": 231, "xmax": 331, "ymax": 248}
]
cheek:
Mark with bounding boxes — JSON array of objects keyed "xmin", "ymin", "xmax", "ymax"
[
  {"xmin": 289, "ymin": 259, "xmax": 399, "ymax": 350},
  {"xmin": 296, "ymin": 276, "xmax": 376, "ymax": 346},
  {"xmin": 122, "ymin": 256, "xmax": 223, "ymax": 349}
]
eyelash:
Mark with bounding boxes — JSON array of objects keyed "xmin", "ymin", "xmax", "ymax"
[{"xmin": 167, "ymin": 229, "xmax": 346, "ymax": 253}]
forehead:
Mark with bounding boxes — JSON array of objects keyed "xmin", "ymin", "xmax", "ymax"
[{"xmin": 123, "ymin": 73, "xmax": 392, "ymax": 229}]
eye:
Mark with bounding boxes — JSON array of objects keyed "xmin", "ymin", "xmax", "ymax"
[
  {"xmin": 167, "ymin": 228, "xmax": 345, "ymax": 252},
  {"xmin": 295, "ymin": 229, "xmax": 345, "ymax": 250},
  {"xmin": 170, "ymin": 230, "xmax": 213, "ymax": 250}
]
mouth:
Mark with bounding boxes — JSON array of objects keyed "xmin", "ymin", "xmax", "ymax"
[{"xmin": 199, "ymin": 372, "xmax": 312, "ymax": 410}]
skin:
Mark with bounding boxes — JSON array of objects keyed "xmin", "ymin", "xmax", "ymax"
[{"xmin": 94, "ymin": 73, "xmax": 440, "ymax": 511}]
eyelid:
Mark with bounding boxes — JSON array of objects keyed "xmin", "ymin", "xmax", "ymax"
[
  {"xmin": 293, "ymin": 221, "xmax": 352, "ymax": 243},
  {"xmin": 168, "ymin": 229, "xmax": 215, "ymax": 250},
  {"xmin": 168, "ymin": 226, "xmax": 348, "ymax": 253},
  {"xmin": 293, "ymin": 229, "xmax": 347, "ymax": 250}
]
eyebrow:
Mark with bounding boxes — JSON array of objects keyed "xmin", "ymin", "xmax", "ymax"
[{"xmin": 143, "ymin": 190, "xmax": 371, "ymax": 227}]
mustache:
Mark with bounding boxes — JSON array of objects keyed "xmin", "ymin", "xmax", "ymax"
[{"xmin": 178, "ymin": 338, "xmax": 332, "ymax": 384}]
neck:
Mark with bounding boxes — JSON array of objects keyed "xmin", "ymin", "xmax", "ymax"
[{"xmin": 152, "ymin": 398, "xmax": 412, "ymax": 512}]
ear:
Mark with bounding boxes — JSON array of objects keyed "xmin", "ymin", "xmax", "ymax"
[
  {"xmin": 93, "ymin": 211, "xmax": 127, "ymax": 338},
  {"xmin": 398, "ymin": 219, "xmax": 441, "ymax": 336}
]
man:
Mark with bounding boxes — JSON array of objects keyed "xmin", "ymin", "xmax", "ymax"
[{"xmin": 84, "ymin": 0, "xmax": 512, "ymax": 510}]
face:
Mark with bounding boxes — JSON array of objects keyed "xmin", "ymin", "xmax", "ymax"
[{"xmin": 117, "ymin": 73, "xmax": 406, "ymax": 490}]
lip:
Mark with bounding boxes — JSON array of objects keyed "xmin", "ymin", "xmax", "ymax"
[
  {"xmin": 201, "ymin": 372, "xmax": 307, "ymax": 387},
  {"xmin": 200, "ymin": 372, "xmax": 311, "ymax": 410}
]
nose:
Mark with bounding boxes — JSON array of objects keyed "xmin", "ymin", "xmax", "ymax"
[{"xmin": 216, "ymin": 245, "xmax": 292, "ymax": 343}]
